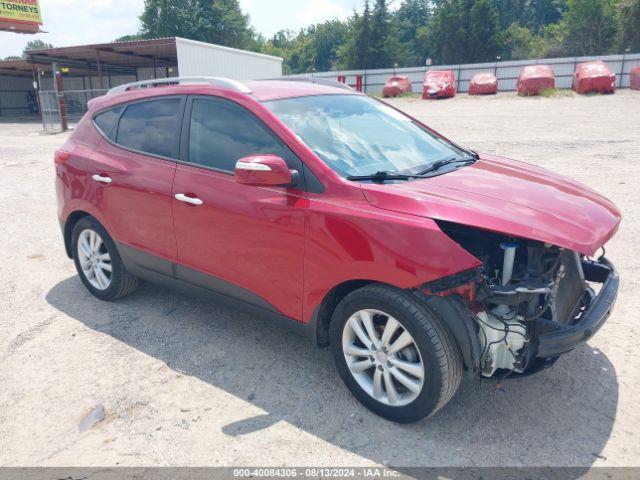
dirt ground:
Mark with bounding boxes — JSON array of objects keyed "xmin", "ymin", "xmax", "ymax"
[{"xmin": 1, "ymin": 90, "xmax": 639, "ymax": 468}]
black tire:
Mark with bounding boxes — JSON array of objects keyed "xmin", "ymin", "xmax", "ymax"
[
  {"xmin": 329, "ymin": 284, "xmax": 462, "ymax": 423},
  {"xmin": 71, "ymin": 216, "xmax": 139, "ymax": 301}
]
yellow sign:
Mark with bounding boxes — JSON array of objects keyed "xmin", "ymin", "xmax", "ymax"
[{"xmin": 0, "ymin": 0, "xmax": 42, "ymax": 25}]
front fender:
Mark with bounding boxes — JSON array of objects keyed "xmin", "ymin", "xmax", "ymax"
[{"xmin": 302, "ymin": 198, "xmax": 482, "ymax": 323}]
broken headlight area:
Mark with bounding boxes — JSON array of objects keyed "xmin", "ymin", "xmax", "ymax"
[{"xmin": 427, "ymin": 221, "xmax": 618, "ymax": 378}]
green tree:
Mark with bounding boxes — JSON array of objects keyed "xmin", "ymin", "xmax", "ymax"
[
  {"xmin": 563, "ymin": 0, "xmax": 618, "ymax": 55},
  {"xmin": 23, "ymin": 40, "xmax": 53, "ymax": 54},
  {"xmin": 618, "ymin": 0, "xmax": 640, "ymax": 52},
  {"xmin": 468, "ymin": 0, "xmax": 505, "ymax": 61},
  {"xmin": 113, "ymin": 34, "xmax": 145, "ymax": 42},
  {"xmin": 140, "ymin": 0, "xmax": 254, "ymax": 49},
  {"xmin": 528, "ymin": 0, "xmax": 567, "ymax": 30},
  {"xmin": 492, "ymin": 0, "xmax": 530, "ymax": 29},
  {"xmin": 338, "ymin": 2, "xmax": 375, "ymax": 69},
  {"xmin": 396, "ymin": 0, "xmax": 433, "ymax": 64},
  {"xmin": 429, "ymin": 0, "xmax": 505, "ymax": 64},
  {"xmin": 505, "ymin": 23, "xmax": 562, "ymax": 58},
  {"xmin": 370, "ymin": 0, "xmax": 392, "ymax": 67},
  {"xmin": 307, "ymin": 20, "xmax": 349, "ymax": 71},
  {"xmin": 356, "ymin": 1, "xmax": 375, "ymax": 67},
  {"xmin": 429, "ymin": 0, "xmax": 470, "ymax": 63}
]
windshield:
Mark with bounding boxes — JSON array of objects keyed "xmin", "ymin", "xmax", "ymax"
[{"xmin": 264, "ymin": 94, "xmax": 469, "ymax": 178}]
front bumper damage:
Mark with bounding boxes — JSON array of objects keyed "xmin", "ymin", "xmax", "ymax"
[
  {"xmin": 536, "ymin": 257, "xmax": 618, "ymax": 358},
  {"xmin": 415, "ymin": 255, "xmax": 619, "ymax": 377}
]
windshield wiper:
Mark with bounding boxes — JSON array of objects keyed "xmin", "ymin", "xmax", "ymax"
[
  {"xmin": 347, "ymin": 170, "xmax": 428, "ymax": 182},
  {"xmin": 347, "ymin": 157, "xmax": 477, "ymax": 183},
  {"xmin": 417, "ymin": 157, "xmax": 476, "ymax": 175}
]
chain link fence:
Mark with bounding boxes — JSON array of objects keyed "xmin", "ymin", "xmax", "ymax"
[
  {"xmin": 38, "ymin": 88, "xmax": 108, "ymax": 133},
  {"xmin": 62, "ymin": 89, "xmax": 108, "ymax": 122},
  {"xmin": 38, "ymin": 90, "xmax": 62, "ymax": 134}
]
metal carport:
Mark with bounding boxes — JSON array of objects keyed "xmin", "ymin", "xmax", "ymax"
[{"xmin": 0, "ymin": 37, "xmax": 282, "ymax": 131}]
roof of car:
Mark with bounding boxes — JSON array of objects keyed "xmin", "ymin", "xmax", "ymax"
[
  {"xmin": 88, "ymin": 79, "xmax": 356, "ymax": 112},
  {"xmin": 246, "ymin": 80, "xmax": 358, "ymax": 101}
]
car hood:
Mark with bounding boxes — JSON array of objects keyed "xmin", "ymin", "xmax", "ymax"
[{"xmin": 361, "ymin": 154, "xmax": 620, "ymax": 256}]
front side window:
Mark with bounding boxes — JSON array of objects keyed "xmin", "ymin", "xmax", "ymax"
[
  {"xmin": 116, "ymin": 98, "xmax": 182, "ymax": 159},
  {"xmin": 188, "ymin": 98, "xmax": 285, "ymax": 172},
  {"xmin": 265, "ymin": 94, "xmax": 469, "ymax": 177}
]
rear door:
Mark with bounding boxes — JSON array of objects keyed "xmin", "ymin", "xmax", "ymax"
[
  {"xmin": 171, "ymin": 96, "xmax": 307, "ymax": 320},
  {"xmin": 88, "ymin": 96, "xmax": 186, "ymax": 274}
]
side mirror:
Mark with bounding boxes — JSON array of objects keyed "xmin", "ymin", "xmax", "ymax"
[{"xmin": 235, "ymin": 154, "xmax": 298, "ymax": 187}]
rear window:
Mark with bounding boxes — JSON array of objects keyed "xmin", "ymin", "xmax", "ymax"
[
  {"xmin": 93, "ymin": 106, "xmax": 122, "ymax": 140},
  {"xmin": 115, "ymin": 98, "xmax": 182, "ymax": 159}
]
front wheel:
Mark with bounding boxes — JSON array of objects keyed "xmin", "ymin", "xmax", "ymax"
[{"xmin": 329, "ymin": 284, "xmax": 462, "ymax": 423}]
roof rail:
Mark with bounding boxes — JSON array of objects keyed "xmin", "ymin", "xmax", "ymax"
[
  {"xmin": 107, "ymin": 77, "xmax": 252, "ymax": 95},
  {"xmin": 270, "ymin": 77, "xmax": 354, "ymax": 91}
]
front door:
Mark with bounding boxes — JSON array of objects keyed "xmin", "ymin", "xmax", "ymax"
[{"xmin": 171, "ymin": 96, "xmax": 306, "ymax": 320}]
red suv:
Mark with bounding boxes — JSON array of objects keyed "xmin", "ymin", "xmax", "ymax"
[{"xmin": 55, "ymin": 78, "xmax": 620, "ymax": 422}]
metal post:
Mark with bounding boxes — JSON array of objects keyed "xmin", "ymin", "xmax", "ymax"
[
  {"xmin": 28, "ymin": 54, "xmax": 42, "ymax": 120},
  {"xmin": 82, "ymin": 74, "xmax": 88, "ymax": 108},
  {"xmin": 96, "ymin": 50, "xmax": 104, "ymax": 89},
  {"xmin": 153, "ymin": 57, "xmax": 157, "ymax": 79},
  {"xmin": 619, "ymin": 53, "xmax": 627, "ymax": 88},
  {"xmin": 53, "ymin": 63, "xmax": 68, "ymax": 132}
]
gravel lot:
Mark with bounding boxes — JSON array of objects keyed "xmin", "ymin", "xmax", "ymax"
[{"xmin": 1, "ymin": 90, "xmax": 639, "ymax": 468}]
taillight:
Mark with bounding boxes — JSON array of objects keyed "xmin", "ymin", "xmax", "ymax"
[{"xmin": 54, "ymin": 149, "xmax": 71, "ymax": 165}]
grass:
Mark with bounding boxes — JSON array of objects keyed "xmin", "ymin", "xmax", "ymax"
[
  {"xmin": 537, "ymin": 88, "xmax": 574, "ymax": 98},
  {"xmin": 373, "ymin": 91, "xmax": 421, "ymax": 99}
]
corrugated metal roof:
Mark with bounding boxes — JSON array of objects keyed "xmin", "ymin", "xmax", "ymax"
[
  {"xmin": 0, "ymin": 59, "xmax": 33, "ymax": 77},
  {"xmin": 1, "ymin": 37, "xmax": 283, "ymax": 79},
  {"xmin": 27, "ymin": 37, "xmax": 178, "ymax": 68}
]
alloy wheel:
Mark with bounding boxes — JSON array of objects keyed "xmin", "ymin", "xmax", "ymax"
[
  {"xmin": 77, "ymin": 229, "xmax": 112, "ymax": 290},
  {"xmin": 342, "ymin": 309, "xmax": 425, "ymax": 406}
]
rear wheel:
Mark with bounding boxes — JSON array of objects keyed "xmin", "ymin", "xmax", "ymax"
[
  {"xmin": 71, "ymin": 217, "xmax": 138, "ymax": 300},
  {"xmin": 329, "ymin": 284, "xmax": 462, "ymax": 423}
]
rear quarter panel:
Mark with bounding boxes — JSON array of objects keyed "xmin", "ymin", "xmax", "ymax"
[{"xmin": 56, "ymin": 113, "xmax": 114, "ymax": 232}]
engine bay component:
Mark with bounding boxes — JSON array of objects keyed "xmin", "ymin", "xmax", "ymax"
[
  {"xmin": 500, "ymin": 242, "xmax": 518, "ymax": 285},
  {"xmin": 435, "ymin": 220, "xmax": 615, "ymax": 378},
  {"xmin": 476, "ymin": 311, "xmax": 528, "ymax": 377}
]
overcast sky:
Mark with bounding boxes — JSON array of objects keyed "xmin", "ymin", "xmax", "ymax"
[{"xmin": 0, "ymin": 0, "xmax": 362, "ymax": 59}]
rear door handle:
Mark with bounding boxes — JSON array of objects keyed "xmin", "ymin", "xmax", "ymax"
[
  {"xmin": 175, "ymin": 193, "xmax": 203, "ymax": 206},
  {"xmin": 92, "ymin": 174, "xmax": 112, "ymax": 184}
]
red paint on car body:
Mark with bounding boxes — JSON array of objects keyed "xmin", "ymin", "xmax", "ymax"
[{"xmin": 56, "ymin": 80, "xmax": 621, "ymax": 326}]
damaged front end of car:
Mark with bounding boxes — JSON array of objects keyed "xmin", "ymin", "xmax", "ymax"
[{"xmin": 416, "ymin": 221, "xmax": 619, "ymax": 378}]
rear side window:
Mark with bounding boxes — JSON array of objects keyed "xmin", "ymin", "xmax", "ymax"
[
  {"xmin": 188, "ymin": 98, "xmax": 286, "ymax": 172},
  {"xmin": 93, "ymin": 106, "xmax": 122, "ymax": 140},
  {"xmin": 116, "ymin": 98, "xmax": 182, "ymax": 159}
]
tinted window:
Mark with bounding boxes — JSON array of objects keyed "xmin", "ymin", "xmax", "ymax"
[
  {"xmin": 94, "ymin": 106, "xmax": 121, "ymax": 140},
  {"xmin": 188, "ymin": 98, "xmax": 284, "ymax": 172},
  {"xmin": 116, "ymin": 98, "xmax": 182, "ymax": 158}
]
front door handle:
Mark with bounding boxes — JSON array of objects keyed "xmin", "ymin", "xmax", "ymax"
[
  {"xmin": 175, "ymin": 193, "xmax": 203, "ymax": 206},
  {"xmin": 92, "ymin": 174, "xmax": 112, "ymax": 184}
]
